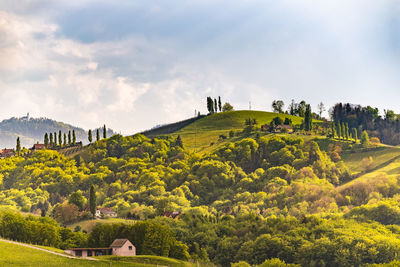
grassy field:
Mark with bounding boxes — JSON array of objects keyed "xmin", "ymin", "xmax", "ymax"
[
  {"xmin": 68, "ymin": 218, "xmax": 136, "ymax": 232},
  {"xmin": 171, "ymin": 110, "xmax": 313, "ymax": 154},
  {"xmin": 98, "ymin": 255, "xmax": 196, "ymax": 267},
  {"xmin": 0, "ymin": 240, "xmax": 138, "ymax": 267},
  {"xmin": 341, "ymin": 146, "xmax": 400, "ymax": 174}
]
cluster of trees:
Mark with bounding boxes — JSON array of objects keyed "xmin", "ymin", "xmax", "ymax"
[
  {"xmin": 206, "ymin": 97, "xmax": 234, "ymax": 113},
  {"xmin": 88, "ymin": 125, "xmax": 107, "ymax": 143},
  {"xmin": 331, "ymin": 103, "xmax": 400, "ymax": 145},
  {"xmin": 273, "ymin": 100, "xmax": 325, "ymax": 120},
  {"xmin": 43, "ymin": 130, "xmax": 77, "ymax": 147}
]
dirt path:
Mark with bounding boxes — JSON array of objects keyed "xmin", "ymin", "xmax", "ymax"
[{"xmin": 0, "ymin": 239, "xmax": 98, "ymax": 261}]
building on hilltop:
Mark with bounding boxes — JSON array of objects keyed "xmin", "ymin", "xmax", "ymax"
[
  {"xmin": 96, "ymin": 207, "xmax": 117, "ymax": 218},
  {"xmin": 0, "ymin": 148, "xmax": 15, "ymax": 158},
  {"xmin": 65, "ymin": 239, "xmax": 135, "ymax": 258},
  {"xmin": 32, "ymin": 143, "xmax": 46, "ymax": 151}
]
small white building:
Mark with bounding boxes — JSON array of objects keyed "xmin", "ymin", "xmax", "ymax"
[
  {"xmin": 65, "ymin": 239, "xmax": 136, "ymax": 258},
  {"xmin": 95, "ymin": 207, "xmax": 117, "ymax": 218}
]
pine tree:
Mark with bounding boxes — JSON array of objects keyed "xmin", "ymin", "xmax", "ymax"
[
  {"xmin": 103, "ymin": 125, "xmax": 107, "ymax": 139},
  {"xmin": 49, "ymin": 133, "xmax": 53, "ymax": 146},
  {"xmin": 72, "ymin": 130, "xmax": 76, "ymax": 145},
  {"xmin": 63, "ymin": 133, "xmax": 67, "ymax": 146},
  {"xmin": 68, "ymin": 131, "xmax": 71, "ymax": 145},
  {"xmin": 96, "ymin": 129, "xmax": 100, "ymax": 142},
  {"xmin": 16, "ymin": 137, "xmax": 21, "ymax": 156},
  {"xmin": 331, "ymin": 122, "xmax": 336, "ymax": 138},
  {"xmin": 89, "ymin": 185, "xmax": 96, "ymax": 217},
  {"xmin": 44, "ymin": 133, "xmax": 49, "ymax": 147},
  {"xmin": 337, "ymin": 122, "xmax": 341, "ymax": 139},
  {"xmin": 88, "ymin": 130, "xmax": 93, "ymax": 143},
  {"xmin": 58, "ymin": 131, "xmax": 62, "ymax": 146},
  {"xmin": 218, "ymin": 96, "xmax": 222, "ymax": 112}
]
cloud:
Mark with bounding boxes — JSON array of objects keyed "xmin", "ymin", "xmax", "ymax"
[{"xmin": 1, "ymin": 0, "xmax": 400, "ymax": 136}]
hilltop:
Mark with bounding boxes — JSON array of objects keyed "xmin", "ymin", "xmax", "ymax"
[{"xmin": 0, "ymin": 115, "xmax": 114, "ymax": 149}]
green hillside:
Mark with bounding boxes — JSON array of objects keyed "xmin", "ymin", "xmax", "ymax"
[
  {"xmin": 170, "ymin": 110, "xmax": 311, "ymax": 153},
  {"xmin": 0, "ymin": 240, "xmax": 135, "ymax": 267}
]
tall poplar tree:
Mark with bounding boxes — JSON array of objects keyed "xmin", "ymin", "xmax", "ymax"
[
  {"xmin": 96, "ymin": 129, "xmax": 100, "ymax": 142},
  {"xmin": 68, "ymin": 131, "xmax": 71, "ymax": 145},
  {"xmin": 337, "ymin": 122, "xmax": 341, "ymax": 139},
  {"xmin": 304, "ymin": 104, "xmax": 312, "ymax": 131},
  {"xmin": 331, "ymin": 122, "xmax": 336, "ymax": 138},
  {"xmin": 16, "ymin": 137, "xmax": 21, "ymax": 156},
  {"xmin": 58, "ymin": 131, "xmax": 62, "ymax": 146},
  {"xmin": 345, "ymin": 123, "xmax": 349, "ymax": 140},
  {"xmin": 341, "ymin": 122, "xmax": 346, "ymax": 140},
  {"xmin": 88, "ymin": 130, "xmax": 93, "ymax": 143},
  {"xmin": 44, "ymin": 133, "xmax": 49, "ymax": 147},
  {"xmin": 63, "ymin": 133, "xmax": 67, "ymax": 146},
  {"xmin": 54, "ymin": 132, "xmax": 57, "ymax": 145},
  {"xmin": 218, "ymin": 96, "xmax": 222, "ymax": 112},
  {"xmin": 353, "ymin": 128, "xmax": 358, "ymax": 143},
  {"xmin": 103, "ymin": 125, "xmax": 107, "ymax": 139},
  {"xmin": 89, "ymin": 185, "xmax": 96, "ymax": 217},
  {"xmin": 72, "ymin": 130, "xmax": 76, "ymax": 145},
  {"xmin": 50, "ymin": 133, "xmax": 53, "ymax": 146}
]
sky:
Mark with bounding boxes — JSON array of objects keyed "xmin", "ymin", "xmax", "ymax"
[{"xmin": 1, "ymin": 0, "xmax": 400, "ymax": 134}]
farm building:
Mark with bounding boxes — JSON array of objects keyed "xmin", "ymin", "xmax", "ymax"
[
  {"xmin": 65, "ymin": 239, "xmax": 135, "ymax": 258},
  {"xmin": 96, "ymin": 207, "xmax": 117, "ymax": 218}
]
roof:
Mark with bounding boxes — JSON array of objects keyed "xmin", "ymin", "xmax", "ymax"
[
  {"xmin": 33, "ymin": 144, "xmax": 46, "ymax": 149},
  {"xmin": 98, "ymin": 207, "xmax": 117, "ymax": 214},
  {"xmin": 66, "ymin": 248, "xmax": 109, "ymax": 251},
  {"xmin": 110, "ymin": 239, "xmax": 129, "ymax": 248}
]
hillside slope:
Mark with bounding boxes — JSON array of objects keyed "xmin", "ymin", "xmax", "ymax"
[
  {"xmin": 170, "ymin": 110, "xmax": 310, "ymax": 153},
  {"xmin": 0, "ymin": 116, "xmax": 114, "ymax": 148}
]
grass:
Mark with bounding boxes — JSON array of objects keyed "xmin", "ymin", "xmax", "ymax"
[
  {"xmin": 97, "ymin": 255, "xmax": 195, "ymax": 267},
  {"xmin": 341, "ymin": 146, "xmax": 400, "ymax": 174},
  {"xmin": 68, "ymin": 218, "xmax": 136, "ymax": 232},
  {"xmin": 0, "ymin": 240, "xmax": 136, "ymax": 267},
  {"xmin": 171, "ymin": 110, "xmax": 315, "ymax": 154}
]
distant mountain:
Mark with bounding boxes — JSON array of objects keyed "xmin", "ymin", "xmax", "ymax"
[{"xmin": 0, "ymin": 114, "xmax": 114, "ymax": 149}]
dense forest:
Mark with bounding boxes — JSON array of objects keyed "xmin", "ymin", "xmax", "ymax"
[{"xmin": 2, "ymin": 128, "xmax": 400, "ymax": 265}]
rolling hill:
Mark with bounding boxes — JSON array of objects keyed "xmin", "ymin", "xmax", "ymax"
[
  {"xmin": 0, "ymin": 115, "xmax": 114, "ymax": 149},
  {"xmin": 168, "ymin": 110, "xmax": 317, "ymax": 153}
]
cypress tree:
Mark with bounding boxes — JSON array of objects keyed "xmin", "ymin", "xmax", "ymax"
[
  {"xmin": 214, "ymin": 98, "xmax": 218, "ymax": 113},
  {"xmin": 353, "ymin": 128, "xmax": 358, "ymax": 143},
  {"xmin": 58, "ymin": 131, "xmax": 62, "ymax": 146},
  {"xmin": 96, "ymin": 129, "xmax": 100, "ymax": 142},
  {"xmin": 88, "ymin": 130, "xmax": 93, "ymax": 143},
  {"xmin": 44, "ymin": 133, "xmax": 49, "ymax": 147},
  {"xmin": 103, "ymin": 125, "xmax": 107, "ymax": 139},
  {"xmin": 331, "ymin": 122, "xmax": 336, "ymax": 138},
  {"xmin": 218, "ymin": 96, "xmax": 222, "ymax": 112},
  {"xmin": 49, "ymin": 133, "xmax": 53, "ymax": 146},
  {"xmin": 341, "ymin": 122, "xmax": 346, "ymax": 140},
  {"xmin": 68, "ymin": 131, "xmax": 71, "ymax": 145},
  {"xmin": 16, "ymin": 137, "xmax": 21, "ymax": 156},
  {"xmin": 345, "ymin": 123, "xmax": 349, "ymax": 140},
  {"xmin": 54, "ymin": 132, "xmax": 57, "ymax": 145},
  {"xmin": 337, "ymin": 122, "xmax": 341, "ymax": 139},
  {"xmin": 63, "ymin": 133, "xmax": 67, "ymax": 146},
  {"xmin": 89, "ymin": 185, "xmax": 96, "ymax": 217},
  {"xmin": 304, "ymin": 104, "xmax": 312, "ymax": 131},
  {"xmin": 72, "ymin": 130, "xmax": 76, "ymax": 145}
]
